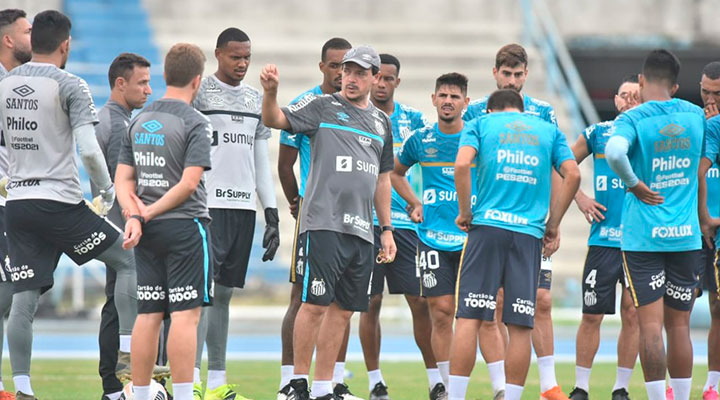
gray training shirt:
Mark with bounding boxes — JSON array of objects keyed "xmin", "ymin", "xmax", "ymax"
[
  {"xmin": 118, "ymin": 98, "xmax": 213, "ymax": 220},
  {"xmin": 192, "ymin": 75, "xmax": 271, "ymax": 210},
  {"xmin": 0, "ymin": 62, "xmax": 98, "ymax": 204},
  {"xmin": 282, "ymin": 92, "xmax": 393, "ymax": 243},
  {"xmin": 0, "ymin": 62, "xmax": 9, "ymax": 206}
]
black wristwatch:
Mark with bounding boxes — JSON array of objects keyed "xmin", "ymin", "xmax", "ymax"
[
  {"xmin": 381, "ymin": 225, "xmax": 395, "ymax": 233},
  {"xmin": 129, "ymin": 215, "xmax": 145, "ymax": 224}
]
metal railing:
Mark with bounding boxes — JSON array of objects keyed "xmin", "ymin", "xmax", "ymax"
[{"xmin": 521, "ymin": 0, "xmax": 600, "ymax": 135}]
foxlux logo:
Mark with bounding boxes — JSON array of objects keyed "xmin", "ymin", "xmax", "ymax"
[
  {"xmin": 484, "ymin": 209, "xmax": 528, "ymax": 225},
  {"xmin": 651, "ymin": 225, "xmax": 692, "ymax": 238},
  {"xmin": 336, "ymin": 156, "xmax": 352, "ymax": 172},
  {"xmin": 142, "ymin": 120, "xmax": 163, "ymax": 133}
]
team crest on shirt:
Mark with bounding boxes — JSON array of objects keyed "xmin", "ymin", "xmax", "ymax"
[
  {"xmin": 310, "ymin": 278, "xmax": 326, "ymax": 296},
  {"xmin": 584, "ymin": 290, "xmax": 597, "ymax": 307},
  {"xmin": 423, "ymin": 272, "xmax": 437, "ymax": 289},
  {"xmin": 244, "ymin": 92, "xmax": 258, "ymax": 109},
  {"xmin": 374, "ymin": 119, "xmax": 385, "ymax": 136}
]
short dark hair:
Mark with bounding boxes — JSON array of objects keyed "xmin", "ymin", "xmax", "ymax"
[
  {"xmin": 380, "ymin": 53, "xmax": 400, "ymax": 74},
  {"xmin": 31, "ymin": 10, "xmax": 72, "ymax": 55},
  {"xmin": 435, "ymin": 72, "xmax": 468, "ymax": 95},
  {"xmin": 0, "ymin": 9, "xmax": 26, "ymax": 33},
  {"xmin": 702, "ymin": 61, "xmax": 720, "ymax": 80},
  {"xmin": 642, "ymin": 49, "xmax": 680, "ymax": 86},
  {"xmin": 216, "ymin": 27, "xmax": 250, "ymax": 48},
  {"xmin": 321, "ymin": 37, "xmax": 351, "ymax": 62},
  {"xmin": 495, "ymin": 43, "xmax": 527, "ymax": 70},
  {"xmin": 108, "ymin": 53, "xmax": 151, "ymax": 89},
  {"xmin": 487, "ymin": 89, "xmax": 525, "ymax": 112},
  {"xmin": 617, "ymin": 74, "xmax": 639, "ymax": 92},
  {"xmin": 164, "ymin": 43, "xmax": 205, "ymax": 87}
]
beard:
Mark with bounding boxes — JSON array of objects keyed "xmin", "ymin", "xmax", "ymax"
[{"xmin": 13, "ymin": 47, "xmax": 31, "ymax": 65}]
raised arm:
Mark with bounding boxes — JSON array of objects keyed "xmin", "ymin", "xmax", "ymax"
[{"xmin": 260, "ymin": 64, "xmax": 291, "ymax": 130}]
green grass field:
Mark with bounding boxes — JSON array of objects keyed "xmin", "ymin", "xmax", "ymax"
[{"xmin": 8, "ymin": 359, "xmax": 710, "ymax": 399}]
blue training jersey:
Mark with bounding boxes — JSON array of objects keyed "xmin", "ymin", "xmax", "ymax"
[
  {"xmin": 461, "ymin": 112, "xmax": 573, "ymax": 239},
  {"xmin": 584, "ymin": 121, "xmax": 624, "ymax": 247},
  {"xmin": 463, "ymin": 93, "xmax": 558, "ymax": 126},
  {"xmin": 397, "ymin": 123, "xmax": 474, "ymax": 251},
  {"xmin": 373, "ymin": 102, "xmax": 428, "ymax": 229},
  {"xmin": 702, "ymin": 115, "xmax": 720, "ymax": 246},
  {"xmin": 612, "ymin": 99, "xmax": 705, "ymax": 252},
  {"xmin": 279, "ymin": 85, "xmax": 321, "ymax": 197}
]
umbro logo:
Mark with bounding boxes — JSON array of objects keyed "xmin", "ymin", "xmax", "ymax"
[
  {"xmin": 12, "ymin": 85, "xmax": 34, "ymax": 97},
  {"xmin": 142, "ymin": 120, "xmax": 163, "ymax": 133}
]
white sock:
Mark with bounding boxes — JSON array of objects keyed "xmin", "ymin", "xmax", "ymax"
[
  {"xmin": 670, "ymin": 377, "xmax": 692, "ymax": 400},
  {"xmin": 427, "ymin": 368, "xmax": 443, "ymax": 389},
  {"xmin": 505, "ymin": 383, "xmax": 524, "ymax": 400},
  {"xmin": 645, "ymin": 380, "xmax": 666, "ymax": 400},
  {"xmin": 172, "ymin": 382, "xmax": 194, "ymax": 400},
  {"xmin": 311, "ymin": 380, "xmax": 333, "ymax": 397},
  {"xmin": 333, "ymin": 362, "xmax": 345, "ymax": 384},
  {"xmin": 537, "ymin": 355, "xmax": 558, "ymax": 392},
  {"xmin": 133, "ymin": 385, "xmax": 150, "ymax": 400},
  {"xmin": 437, "ymin": 361, "xmax": 450, "ymax": 386},
  {"xmin": 106, "ymin": 391, "xmax": 122, "ymax": 400},
  {"xmin": 704, "ymin": 371, "xmax": 720, "ymax": 392},
  {"xmin": 119, "ymin": 335, "xmax": 132, "ymax": 353},
  {"xmin": 207, "ymin": 370, "xmax": 226, "ymax": 390},
  {"xmin": 293, "ymin": 374, "xmax": 309, "ymax": 382},
  {"xmin": 613, "ymin": 366, "xmax": 633, "ymax": 391},
  {"xmin": 280, "ymin": 365, "xmax": 294, "ymax": 388},
  {"xmin": 368, "ymin": 369, "xmax": 384, "ymax": 391},
  {"xmin": 193, "ymin": 367, "xmax": 201, "ymax": 384},
  {"xmin": 487, "ymin": 360, "xmax": 506, "ymax": 394},
  {"xmin": 448, "ymin": 375, "xmax": 470, "ymax": 400},
  {"xmin": 13, "ymin": 375, "xmax": 33, "ymax": 395},
  {"xmin": 574, "ymin": 366, "xmax": 591, "ymax": 392}
]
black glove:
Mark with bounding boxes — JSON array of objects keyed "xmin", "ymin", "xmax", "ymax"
[{"xmin": 262, "ymin": 207, "xmax": 280, "ymax": 261}]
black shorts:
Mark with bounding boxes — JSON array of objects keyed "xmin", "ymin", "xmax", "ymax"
[
  {"xmin": 135, "ymin": 218, "xmax": 214, "ymax": 314},
  {"xmin": 456, "ymin": 225, "xmax": 542, "ymax": 328},
  {"xmin": 209, "ymin": 208, "xmax": 255, "ymax": 288},
  {"xmin": 289, "ymin": 197, "xmax": 304, "ymax": 284},
  {"xmin": 581, "ymin": 246, "xmax": 625, "ymax": 314},
  {"xmin": 300, "ymin": 230, "xmax": 373, "ymax": 312},
  {"xmin": 5, "ymin": 199, "xmax": 120, "ymax": 293},
  {"xmin": 622, "ymin": 250, "xmax": 701, "ymax": 311},
  {"xmin": 369, "ymin": 227, "xmax": 420, "ymax": 296},
  {"xmin": 417, "ymin": 240, "xmax": 462, "ymax": 297},
  {"xmin": 538, "ymin": 256, "xmax": 552, "ymax": 290},
  {"xmin": 697, "ymin": 239, "xmax": 719, "ymax": 299},
  {"xmin": 0, "ymin": 206, "xmax": 11, "ymax": 283}
]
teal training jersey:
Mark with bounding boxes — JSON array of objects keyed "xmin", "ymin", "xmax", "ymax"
[
  {"xmin": 702, "ymin": 115, "xmax": 720, "ymax": 246},
  {"xmin": 397, "ymin": 123, "xmax": 473, "ymax": 251},
  {"xmin": 463, "ymin": 93, "xmax": 557, "ymax": 126},
  {"xmin": 373, "ymin": 102, "xmax": 428, "ymax": 229},
  {"xmin": 612, "ymin": 99, "xmax": 705, "ymax": 252},
  {"xmin": 461, "ymin": 112, "xmax": 573, "ymax": 239},
  {"xmin": 279, "ymin": 85, "xmax": 320, "ymax": 197},
  {"xmin": 584, "ymin": 121, "xmax": 624, "ymax": 247}
]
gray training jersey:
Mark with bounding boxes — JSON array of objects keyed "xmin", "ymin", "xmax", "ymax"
[
  {"xmin": 282, "ymin": 93, "xmax": 393, "ymax": 243},
  {"xmin": 118, "ymin": 98, "xmax": 212, "ymax": 220},
  {"xmin": 0, "ymin": 63, "xmax": 9, "ymax": 206},
  {"xmin": 192, "ymin": 75, "xmax": 271, "ymax": 210},
  {"xmin": 0, "ymin": 62, "xmax": 98, "ymax": 204}
]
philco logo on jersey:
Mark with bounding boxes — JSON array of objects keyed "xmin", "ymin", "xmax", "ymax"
[
  {"xmin": 343, "ymin": 213, "xmax": 371, "ymax": 232},
  {"xmin": 9, "ymin": 264, "xmax": 34, "ymax": 282},
  {"xmin": 651, "ymin": 225, "xmax": 692, "ymax": 239},
  {"xmin": 73, "ymin": 232, "xmax": 108, "ymax": 255},
  {"xmin": 336, "ymin": 156, "xmax": 352, "ymax": 172},
  {"xmin": 497, "ymin": 149, "xmax": 539, "ymax": 166},
  {"xmin": 310, "ymin": 278, "xmax": 326, "ymax": 297},
  {"xmin": 169, "ymin": 285, "xmax": 199, "ymax": 303},
  {"xmin": 216, "ymin": 188, "xmax": 252, "ymax": 201},
  {"xmin": 336, "ymin": 112, "xmax": 349, "ymax": 122},
  {"xmin": 137, "ymin": 285, "xmax": 166, "ymax": 301},
  {"xmin": 6, "ymin": 116, "xmax": 37, "ymax": 131},
  {"xmin": 484, "ymin": 209, "xmax": 529, "ymax": 225},
  {"xmin": 135, "ymin": 151, "xmax": 167, "ymax": 167},
  {"xmin": 6, "ymin": 179, "xmax": 40, "ymax": 191},
  {"xmin": 12, "ymin": 84, "xmax": 34, "ymax": 97},
  {"xmin": 358, "ymin": 136, "xmax": 372, "ymax": 147},
  {"xmin": 511, "ymin": 297, "xmax": 535, "ymax": 316},
  {"xmin": 464, "ymin": 292, "xmax": 496, "ymax": 310}
]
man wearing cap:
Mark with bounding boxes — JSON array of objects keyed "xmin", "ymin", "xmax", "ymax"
[{"xmin": 261, "ymin": 46, "xmax": 397, "ymax": 400}]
